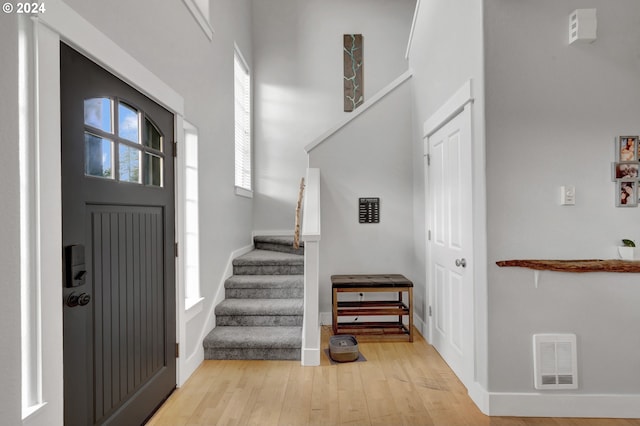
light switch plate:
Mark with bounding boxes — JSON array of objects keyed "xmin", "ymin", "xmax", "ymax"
[{"xmin": 560, "ymin": 185, "xmax": 575, "ymax": 205}]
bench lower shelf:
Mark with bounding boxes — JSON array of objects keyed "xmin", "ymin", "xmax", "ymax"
[
  {"xmin": 331, "ymin": 274, "xmax": 414, "ymax": 342},
  {"xmin": 334, "ymin": 321, "xmax": 411, "ymax": 342}
]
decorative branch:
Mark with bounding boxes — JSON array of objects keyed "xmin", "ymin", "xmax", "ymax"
[
  {"xmin": 294, "ymin": 177, "xmax": 305, "ymax": 249},
  {"xmin": 344, "ymin": 34, "xmax": 364, "ymax": 111}
]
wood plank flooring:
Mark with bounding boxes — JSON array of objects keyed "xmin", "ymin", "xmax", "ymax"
[{"xmin": 147, "ymin": 327, "xmax": 640, "ymax": 426}]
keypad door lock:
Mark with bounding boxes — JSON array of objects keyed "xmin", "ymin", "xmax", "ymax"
[{"xmin": 64, "ymin": 244, "xmax": 87, "ymax": 288}]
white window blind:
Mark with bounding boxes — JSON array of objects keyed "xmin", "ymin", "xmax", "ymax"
[
  {"xmin": 183, "ymin": 122, "xmax": 200, "ymax": 303},
  {"xmin": 234, "ymin": 46, "xmax": 252, "ymax": 194}
]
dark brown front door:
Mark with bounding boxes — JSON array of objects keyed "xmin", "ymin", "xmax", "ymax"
[{"xmin": 61, "ymin": 43, "xmax": 176, "ymax": 425}]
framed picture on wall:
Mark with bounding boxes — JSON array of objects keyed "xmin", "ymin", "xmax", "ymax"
[
  {"xmin": 612, "ymin": 162, "xmax": 639, "ymax": 180},
  {"xmin": 617, "ymin": 136, "xmax": 638, "ymax": 162},
  {"xmin": 617, "ymin": 181, "xmax": 637, "ymax": 207}
]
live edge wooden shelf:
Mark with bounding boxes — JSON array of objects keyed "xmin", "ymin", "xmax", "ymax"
[
  {"xmin": 331, "ymin": 274, "xmax": 413, "ymax": 342},
  {"xmin": 496, "ymin": 259, "xmax": 640, "ymax": 273}
]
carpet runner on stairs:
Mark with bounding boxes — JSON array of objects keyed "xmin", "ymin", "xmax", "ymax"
[{"xmin": 203, "ymin": 236, "xmax": 304, "ymax": 360}]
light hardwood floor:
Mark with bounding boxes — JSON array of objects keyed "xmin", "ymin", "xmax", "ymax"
[{"xmin": 148, "ymin": 327, "xmax": 640, "ymax": 426}]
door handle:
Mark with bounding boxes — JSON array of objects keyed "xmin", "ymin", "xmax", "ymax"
[
  {"xmin": 66, "ymin": 292, "xmax": 91, "ymax": 307},
  {"xmin": 455, "ymin": 258, "xmax": 467, "ymax": 268}
]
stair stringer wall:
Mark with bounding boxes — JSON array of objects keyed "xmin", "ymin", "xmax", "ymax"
[
  {"xmin": 307, "ymin": 77, "xmax": 420, "ymax": 322},
  {"xmin": 180, "ymin": 243, "xmax": 253, "ymax": 384}
]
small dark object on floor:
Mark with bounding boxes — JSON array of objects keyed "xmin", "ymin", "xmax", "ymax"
[
  {"xmin": 323, "ymin": 348, "xmax": 366, "ymax": 365},
  {"xmin": 328, "ymin": 335, "xmax": 360, "ymax": 362}
]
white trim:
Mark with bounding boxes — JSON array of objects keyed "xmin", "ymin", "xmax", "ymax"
[
  {"xmin": 301, "ymin": 168, "xmax": 321, "ymax": 242},
  {"xmin": 184, "ymin": 297, "xmax": 204, "ymax": 322},
  {"xmin": 233, "ymin": 42, "xmax": 250, "ymax": 71},
  {"xmin": 302, "ymin": 344, "xmax": 321, "ymax": 367},
  {"xmin": 181, "ymin": 347, "xmax": 205, "ymax": 387},
  {"xmin": 182, "ymin": 0, "xmax": 214, "ymax": 41},
  {"xmin": 423, "ymin": 79, "xmax": 473, "ymax": 138},
  {"xmin": 175, "ymin": 114, "xmax": 187, "ymax": 386},
  {"xmin": 233, "ymin": 44, "xmax": 252, "ymax": 193},
  {"xmin": 319, "ymin": 311, "xmax": 332, "ymax": 326},
  {"xmin": 301, "ymin": 240, "xmax": 320, "ymax": 366},
  {"xmin": 305, "ymin": 70, "xmax": 414, "ymax": 153},
  {"xmin": 300, "ymin": 168, "xmax": 321, "ymax": 366},
  {"xmin": 405, "ymin": 0, "xmax": 421, "ymax": 59},
  {"xmin": 22, "ymin": 403, "xmax": 48, "ymax": 424},
  {"xmin": 178, "ymin": 118, "xmax": 202, "ymax": 335},
  {"xmin": 486, "ymin": 391, "xmax": 640, "ymax": 418},
  {"xmin": 413, "ymin": 313, "xmax": 427, "ymax": 338},
  {"xmin": 21, "ymin": 18, "xmax": 65, "ymax": 426},
  {"xmin": 34, "ymin": 22, "xmax": 64, "ymax": 423},
  {"xmin": 235, "ymin": 186, "xmax": 253, "ymax": 198},
  {"xmin": 468, "ymin": 382, "xmax": 490, "ymax": 415},
  {"xmin": 425, "ymin": 103, "xmax": 475, "ymax": 390},
  {"xmin": 20, "ymin": 14, "xmax": 42, "ymax": 418}
]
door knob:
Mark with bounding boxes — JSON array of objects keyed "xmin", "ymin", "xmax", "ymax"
[
  {"xmin": 455, "ymin": 258, "xmax": 467, "ymax": 268},
  {"xmin": 78, "ymin": 293, "xmax": 91, "ymax": 306},
  {"xmin": 66, "ymin": 292, "xmax": 91, "ymax": 307}
]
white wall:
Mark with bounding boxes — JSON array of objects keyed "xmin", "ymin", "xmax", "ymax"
[
  {"xmin": 0, "ymin": 14, "xmax": 23, "ymax": 425},
  {"xmin": 408, "ymin": 0, "xmax": 488, "ymax": 385},
  {"xmin": 308, "ymin": 80, "xmax": 415, "ymax": 316},
  {"xmin": 251, "ymin": 0, "xmax": 416, "ymax": 232},
  {"xmin": 485, "ymin": 0, "xmax": 640, "ymax": 396}
]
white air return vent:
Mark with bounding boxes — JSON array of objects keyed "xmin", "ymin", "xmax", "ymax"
[
  {"xmin": 533, "ymin": 334, "xmax": 578, "ymax": 390},
  {"xmin": 569, "ymin": 9, "xmax": 597, "ymax": 45}
]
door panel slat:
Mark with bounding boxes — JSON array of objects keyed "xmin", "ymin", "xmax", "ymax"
[{"xmin": 90, "ymin": 207, "xmax": 165, "ymax": 421}]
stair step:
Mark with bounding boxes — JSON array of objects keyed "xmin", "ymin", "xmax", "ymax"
[
  {"xmin": 225, "ymin": 275, "xmax": 303, "ymax": 299},
  {"xmin": 215, "ymin": 299, "xmax": 303, "ymax": 326},
  {"xmin": 254, "ymin": 235, "xmax": 304, "ymax": 255},
  {"xmin": 203, "ymin": 326, "xmax": 301, "ymax": 360},
  {"xmin": 233, "ymin": 249, "xmax": 304, "ymax": 275}
]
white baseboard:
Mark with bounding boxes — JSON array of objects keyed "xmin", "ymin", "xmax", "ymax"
[
  {"xmin": 463, "ymin": 385, "xmax": 640, "ymax": 418},
  {"xmin": 320, "ymin": 311, "xmax": 332, "ymax": 326},
  {"xmin": 413, "ymin": 314, "xmax": 427, "ymax": 338},
  {"xmin": 179, "ymin": 347, "xmax": 204, "ymax": 387},
  {"xmin": 301, "ymin": 348, "xmax": 320, "ymax": 366},
  {"xmin": 468, "ymin": 382, "xmax": 490, "ymax": 415}
]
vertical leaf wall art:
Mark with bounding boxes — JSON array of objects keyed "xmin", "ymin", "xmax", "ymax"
[{"xmin": 343, "ymin": 34, "xmax": 363, "ymax": 112}]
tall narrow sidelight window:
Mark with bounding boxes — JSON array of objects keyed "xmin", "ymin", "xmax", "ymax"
[
  {"xmin": 182, "ymin": 121, "xmax": 200, "ymax": 306},
  {"xmin": 234, "ymin": 45, "xmax": 252, "ymax": 196}
]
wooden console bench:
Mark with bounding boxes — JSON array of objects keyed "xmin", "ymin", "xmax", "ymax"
[{"xmin": 331, "ymin": 274, "xmax": 413, "ymax": 342}]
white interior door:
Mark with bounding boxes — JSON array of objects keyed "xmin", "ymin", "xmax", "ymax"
[{"xmin": 426, "ymin": 104, "xmax": 474, "ymax": 388}]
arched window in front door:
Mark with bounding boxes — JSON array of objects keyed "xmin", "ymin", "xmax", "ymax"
[{"xmin": 83, "ymin": 97, "xmax": 164, "ymax": 187}]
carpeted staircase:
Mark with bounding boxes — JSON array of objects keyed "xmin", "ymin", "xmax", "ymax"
[{"xmin": 203, "ymin": 236, "xmax": 304, "ymax": 360}]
